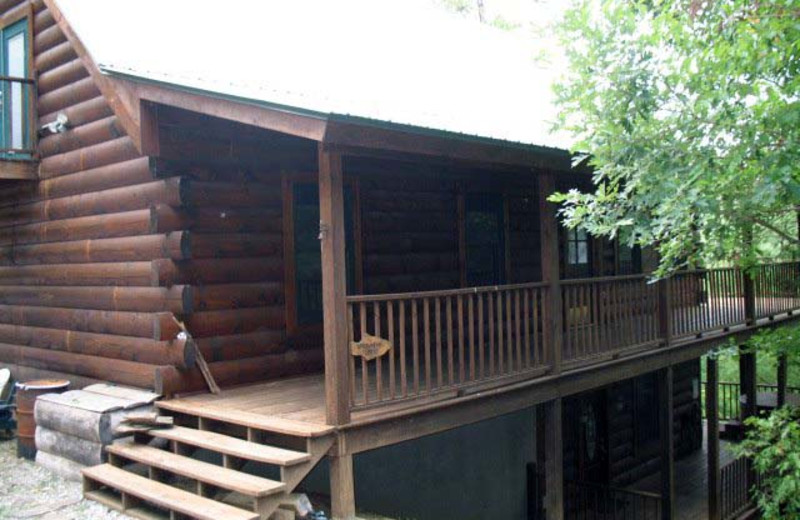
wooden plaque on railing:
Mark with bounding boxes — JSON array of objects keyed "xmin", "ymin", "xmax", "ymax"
[{"xmin": 351, "ymin": 334, "xmax": 392, "ymax": 361}]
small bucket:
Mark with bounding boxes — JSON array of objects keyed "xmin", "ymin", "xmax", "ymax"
[{"xmin": 15, "ymin": 379, "xmax": 70, "ymax": 460}]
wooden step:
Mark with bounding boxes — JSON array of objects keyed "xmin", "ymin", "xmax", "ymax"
[
  {"xmin": 147, "ymin": 426, "xmax": 310, "ymax": 466},
  {"xmin": 157, "ymin": 399, "xmax": 335, "ymax": 438},
  {"xmin": 107, "ymin": 443, "xmax": 286, "ymax": 497},
  {"xmin": 85, "ymin": 489, "xmax": 169, "ymax": 520},
  {"xmin": 82, "ymin": 464, "xmax": 259, "ymax": 520}
]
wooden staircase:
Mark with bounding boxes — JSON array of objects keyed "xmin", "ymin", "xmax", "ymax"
[{"xmin": 82, "ymin": 400, "xmax": 335, "ymax": 520}]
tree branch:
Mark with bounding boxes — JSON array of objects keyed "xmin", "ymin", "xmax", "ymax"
[{"xmin": 752, "ymin": 217, "xmax": 800, "ymax": 245}]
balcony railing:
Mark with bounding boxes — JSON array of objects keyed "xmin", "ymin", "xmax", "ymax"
[
  {"xmin": 0, "ymin": 75, "xmax": 36, "ymax": 158},
  {"xmin": 720, "ymin": 457, "xmax": 763, "ymax": 520},
  {"xmin": 564, "ymin": 480, "xmax": 662, "ymax": 520},
  {"xmin": 344, "ymin": 262, "xmax": 800, "ymax": 413}
]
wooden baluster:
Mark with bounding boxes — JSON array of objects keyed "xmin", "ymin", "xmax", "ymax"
[
  {"xmin": 523, "ymin": 288, "xmax": 531, "ymax": 369},
  {"xmin": 488, "ymin": 292, "xmax": 495, "ymax": 376},
  {"xmin": 541, "ymin": 287, "xmax": 549, "ymax": 365},
  {"xmin": 359, "ymin": 303, "xmax": 369, "ymax": 404},
  {"xmin": 373, "ymin": 301, "xmax": 382, "ymax": 402},
  {"xmin": 387, "ymin": 301, "xmax": 395, "ymax": 400},
  {"xmin": 468, "ymin": 293, "xmax": 476, "ymax": 382},
  {"xmin": 591, "ymin": 283, "xmax": 600, "ymax": 354},
  {"xmin": 564, "ymin": 286, "xmax": 572, "ymax": 359},
  {"xmin": 533, "ymin": 288, "xmax": 540, "ymax": 366},
  {"xmin": 411, "ymin": 299, "xmax": 419, "ymax": 395},
  {"xmin": 506, "ymin": 290, "xmax": 514, "ymax": 372},
  {"xmin": 478, "ymin": 293, "xmax": 485, "ymax": 378},
  {"xmin": 399, "ymin": 301, "xmax": 407, "ymax": 398},
  {"xmin": 423, "ymin": 298, "xmax": 431, "ymax": 394},
  {"xmin": 514, "ymin": 289, "xmax": 522, "ymax": 372},
  {"xmin": 435, "ymin": 297, "xmax": 443, "ymax": 389},
  {"xmin": 347, "ymin": 303, "xmax": 356, "ymax": 406},
  {"xmin": 457, "ymin": 294, "xmax": 465, "ymax": 384},
  {"xmin": 447, "ymin": 296, "xmax": 454, "ymax": 385},
  {"xmin": 497, "ymin": 290, "xmax": 504, "ymax": 373}
]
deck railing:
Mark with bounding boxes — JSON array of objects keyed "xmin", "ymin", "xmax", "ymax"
[
  {"xmin": 564, "ymin": 480, "xmax": 661, "ymax": 520},
  {"xmin": 720, "ymin": 457, "xmax": 763, "ymax": 520},
  {"xmin": 346, "ymin": 282, "xmax": 550, "ymax": 410},
  {"xmin": 562, "ymin": 275, "xmax": 659, "ymax": 363},
  {"xmin": 701, "ymin": 381, "xmax": 800, "ymax": 421},
  {"xmin": 344, "ymin": 262, "xmax": 800, "ymax": 413}
]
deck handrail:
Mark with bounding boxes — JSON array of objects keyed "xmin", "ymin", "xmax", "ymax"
[
  {"xmin": 565, "ymin": 479, "xmax": 662, "ymax": 520},
  {"xmin": 343, "ymin": 261, "xmax": 800, "ymax": 415},
  {"xmin": 0, "ymin": 75, "xmax": 37, "ymax": 157}
]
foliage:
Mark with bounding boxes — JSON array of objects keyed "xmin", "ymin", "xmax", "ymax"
[
  {"xmin": 734, "ymin": 406, "xmax": 800, "ymax": 520},
  {"xmin": 553, "ymin": 0, "xmax": 800, "ymax": 276}
]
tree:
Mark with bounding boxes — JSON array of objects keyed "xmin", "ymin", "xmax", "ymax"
[
  {"xmin": 553, "ymin": 0, "xmax": 800, "ymax": 275},
  {"xmin": 735, "ymin": 406, "xmax": 800, "ymax": 520}
]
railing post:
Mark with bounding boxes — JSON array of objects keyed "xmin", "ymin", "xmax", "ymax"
[
  {"xmin": 538, "ymin": 173, "xmax": 562, "ymax": 374},
  {"xmin": 657, "ymin": 278, "xmax": 672, "ymax": 346},
  {"xmin": 319, "ymin": 145, "xmax": 351, "ymax": 426},
  {"xmin": 543, "ymin": 398, "xmax": 564, "ymax": 520},
  {"xmin": 659, "ymin": 366, "xmax": 675, "ymax": 520},
  {"xmin": 706, "ymin": 356, "xmax": 721, "ymax": 520},
  {"xmin": 743, "ymin": 268, "xmax": 756, "ymax": 326},
  {"xmin": 777, "ymin": 352, "xmax": 788, "ymax": 408}
]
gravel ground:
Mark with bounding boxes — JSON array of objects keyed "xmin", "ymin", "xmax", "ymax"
[{"xmin": 0, "ymin": 438, "xmax": 130, "ymax": 520}]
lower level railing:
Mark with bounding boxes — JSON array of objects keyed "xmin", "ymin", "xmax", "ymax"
[
  {"xmin": 721, "ymin": 457, "xmax": 762, "ymax": 520},
  {"xmin": 564, "ymin": 481, "xmax": 661, "ymax": 520},
  {"xmin": 345, "ymin": 262, "xmax": 800, "ymax": 413}
]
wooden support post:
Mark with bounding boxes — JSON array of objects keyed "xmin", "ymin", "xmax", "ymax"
[
  {"xmin": 706, "ymin": 356, "xmax": 720, "ymax": 520},
  {"xmin": 659, "ymin": 366, "xmax": 675, "ymax": 520},
  {"xmin": 538, "ymin": 173, "xmax": 562, "ymax": 374},
  {"xmin": 777, "ymin": 352, "xmax": 788, "ymax": 408},
  {"xmin": 543, "ymin": 398, "xmax": 564, "ymax": 520},
  {"xmin": 744, "ymin": 269, "xmax": 756, "ymax": 326},
  {"xmin": 658, "ymin": 278, "xmax": 673, "ymax": 346},
  {"xmin": 330, "ymin": 454, "xmax": 356, "ymax": 520},
  {"xmin": 319, "ymin": 145, "xmax": 351, "ymax": 426},
  {"xmin": 739, "ymin": 346, "xmax": 757, "ymax": 421}
]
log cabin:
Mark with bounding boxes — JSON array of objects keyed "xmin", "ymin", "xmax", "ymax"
[{"xmin": 0, "ymin": 1, "xmax": 796, "ymax": 519}]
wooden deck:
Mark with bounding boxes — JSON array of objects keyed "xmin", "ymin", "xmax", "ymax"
[{"xmin": 630, "ymin": 425, "xmax": 735, "ymax": 520}]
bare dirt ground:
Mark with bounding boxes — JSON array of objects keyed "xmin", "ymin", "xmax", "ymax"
[{"xmin": 0, "ymin": 439, "xmax": 131, "ymax": 520}]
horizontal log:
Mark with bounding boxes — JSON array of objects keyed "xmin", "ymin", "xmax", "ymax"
[
  {"xmin": 190, "ymin": 233, "xmax": 281, "ymax": 259},
  {"xmin": 0, "ymin": 304, "xmax": 170, "ymax": 340},
  {"xmin": 0, "ymin": 209, "xmax": 154, "ymax": 246},
  {"xmin": 35, "ymin": 397, "xmax": 136, "ymax": 444},
  {"xmin": 0, "ymin": 323, "xmax": 194, "ymax": 368},
  {"xmin": 35, "ymin": 450, "xmax": 83, "ymax": 482},
  {"xmin": 364, "ymin": 232, "xmax": 458, "ymax": 255},
  {"xmin": 39, "ymin": 95, "xmax": 114, "ymax": 129},
  {"xmin": 0, "ymin": 178, "xmax": 186, "ymax": 227},
  {"xmin": 0, "ymin": 285, "xmax": 191, "ymax": 313},
  {"xmin": 184, "ymin": 306, "xmax": 284, "ymax": 338},
  {"xmin": 33, "ymin": 4, "xmax": 55, "ymax": 32},
  {"xmin": 0, "ymin": 261, "xmax": 152, "ymax": 286},
  {"xmin": 34, "ymin": 39, "xmax": 77, "ymax": 74},
  {"xmin": 39, "ymin": 115, "xmax": 124, "ymax": 158},
  {"xmin": 193, "ymin": 282, "xmax": 284, "ymax": 311},
  {"xmin": 152, "ymin": 257, "xmax": 283, "ymax": 286},
  {"xmin": 154, "ymin": 312, "xmax": 182, "ymax": 341},
  {"xmin": 187, "ymin": 181, "xmax": 282, "ymax": 207},
  {"xmin": 0, "ymin": 157, "xmax": 154, "ymax": 208},
  {"xmin": 0, "ymin": 342, "xmax": 163, "ymax": 389},
  {"xmin": 0, "ymin": 232, "xmax": 189, "ymax": 265},
  {"xmin": 157, "ymin": 348, "xmax": 324, "ymax": 396},
  {"xmin": 196, "ymin": 330, "xmax": 286, "ymax": 363},
  {"xmin": 149, "ymin": 204, "xmax": 282, "ymax": 234},
  {"xmin": 33, "ymin": 22, "xmax": 64, "ymax": 57},
  {"xmin": 38, "ymin": 76, "xmax": 100, "ymax": 116},
  {"xmin": 35, "ymin": 427, "xmax": 104, "ymax": 466},
  {"xmin": 39, "ymin": 136, "xmax": 140, "ymax": 179}
]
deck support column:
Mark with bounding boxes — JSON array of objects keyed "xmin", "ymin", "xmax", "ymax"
[
  {"xmin": 538, "ymin": 173, "xmax": 562, "ymax": 374},
  {"xmin": 777, "ymin": 352, "xmax": 788, "ymax": 408},
  {"xmin": 706, "ymin": 356, "xmax": 720, "ymax": 520},
  {"xmin": 739, "ymin": 346, "xmax": 757, "ymax": 421},
  {"xmin": 319, "ymin": 145, "xmax": 351, "ymax": 426},
  {"xmin": 330, "ymin": 453, "xmax": 356, "ymax": 520},
  {"xmin": 659, "ymin": 366, "xmax": 675, "ymax": 520},
  {"xmin": 543, "ymin": 398, "xmax": 564, "ymax": 520}
]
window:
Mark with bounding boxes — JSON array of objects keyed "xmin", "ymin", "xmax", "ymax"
[
  {"xmin": 566, "ymin": 228, "xmax": 589, "ymax": 266},
  {"xmin": 465, "ymin": 193, "xmax": 505, "ymax": 286},
  {"xmin": 292, "ymin": 183, "xmax": 356, "ymax": 325},
  {"xmin": 617, "ymin": 243, "xmax": 642, "ymax": 275},
  {"xmin": 0, "ymin": 16, "xmax": 31, "ymax": 155}
]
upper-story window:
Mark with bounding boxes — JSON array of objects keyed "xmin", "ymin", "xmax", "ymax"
[
  {"xmin": 0, "ymin": 14, "xmax": 33, "ymax": 156},
  {"xmin": 564, "ymin": 226, "xmax": 591, "ymax": 279},
  {"xmin": 465, "ymin": 192, "xmax": 506, "ymax": 286}
]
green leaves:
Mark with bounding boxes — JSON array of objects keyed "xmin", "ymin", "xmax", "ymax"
[{"xmin": 555, "ymin": 0, "xmax": 800, "ymax": 276}]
